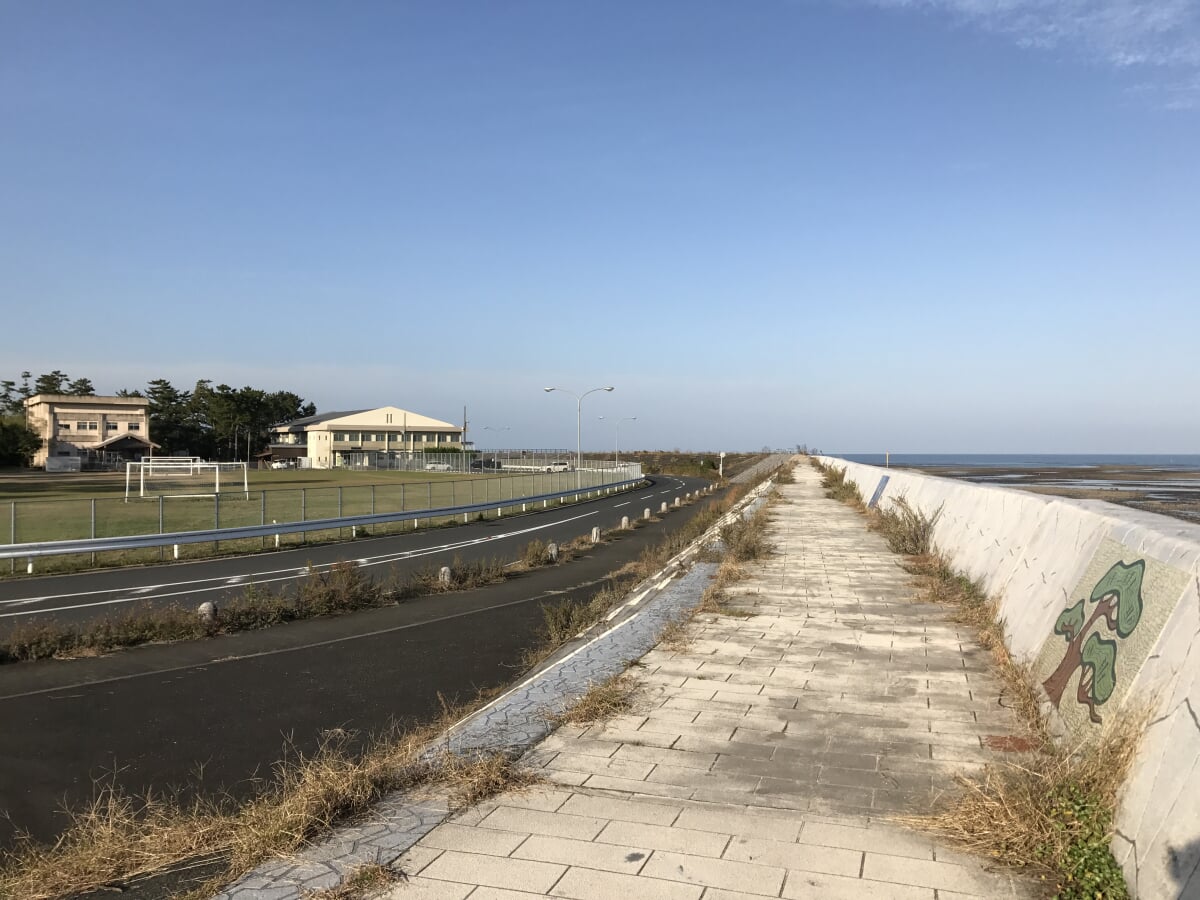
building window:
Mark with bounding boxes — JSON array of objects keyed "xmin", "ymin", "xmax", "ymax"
[
  {"xmin": 106, "ymin": 422, "xmax": 118, "ymax": 431},
  {"xmin": 129, "ymin": 423, "xmax": 140, "ymax": 431},
  {"xmin": 59, "ymin": 423, "xmax": 71, "ymax": 430},
  {"xmin": 333, "ymin": 432, "xmax": 347, "ymax": 441},
  {"xmin": 87, "ymin": 422, "xmax": 98, "ymax": 431}
]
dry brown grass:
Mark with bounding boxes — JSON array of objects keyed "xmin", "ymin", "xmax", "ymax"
[
  {"xmin": 303, "ymin": 862, "xmax": 402, "ymax": 899},
  {"xmin": 550, "ymin": 673, "xmax": 639, "ymax": 726},
  {"xmin": 432, "ymin": 750, "xmax": 543, "ymax": 810},
  {"xmin": 896, "ymin": 712, "xmax": 1145, "ymax": 899},
  {"xmin": 657, "ymin": 619, "xmax": 694, "ymax": 652},
  {"xmin": 869, "ymin": 496, "xmax": 942, "ymax": 557}
]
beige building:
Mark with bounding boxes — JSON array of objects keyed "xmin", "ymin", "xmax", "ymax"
[
  {"xmin": 266, "ymin": 406, "xmax": 463, "ymax": 469},
  {"xmin": 25, "ymin": 394, "xmax": 157, "ymax": 469}
]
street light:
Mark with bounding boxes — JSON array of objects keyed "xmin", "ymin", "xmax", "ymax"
[
  {"xmin": 544, "ymin": 386, "xmax": 614, "ymax": 488},
  {"xmin": 598, "ymin": 416, "xmax": 637, "ymax": 466}
]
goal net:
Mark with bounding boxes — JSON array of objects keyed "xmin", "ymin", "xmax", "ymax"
[{"xmin": 125, "ymin": 459, "xmax": 249, "ymax": 500}]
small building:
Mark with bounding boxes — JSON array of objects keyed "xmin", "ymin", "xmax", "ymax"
[
  {"xmin": 265, "ymin": 406, "xmax": 463, "ymax": 469},
  {"xmin": 25, "ymin": 394, "xmax": 158, "ymax": 469}
]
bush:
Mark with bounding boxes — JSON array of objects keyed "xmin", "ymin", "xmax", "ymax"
[{"xmin": 872, "ymin": 497, "xmax": 941, "ymax": 556}]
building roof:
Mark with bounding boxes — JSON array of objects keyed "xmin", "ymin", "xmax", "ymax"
[
  {"xmin": 272, "ymin": 406, "xmax": 458, "ymax": 432},
  {"xmin": 274, "ymin": 409, "xmax": 369, "ymax": 431},
  {"xmin": 94, "ymin": 433, "xmax": 161, "ymax": 450},
  {"xmin": 26, "ymin": 393, "xmax": 150, "ymax": 408}
]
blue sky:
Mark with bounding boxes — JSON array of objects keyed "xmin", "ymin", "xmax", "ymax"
[{"xmin": 3, "ymin": 1, "xmax": 1198, "ymax": 453}]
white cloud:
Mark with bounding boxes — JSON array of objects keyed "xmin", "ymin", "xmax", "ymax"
[{"xmin": 867, "ymin": 0, "xmax": 1200, "ymax": 106}]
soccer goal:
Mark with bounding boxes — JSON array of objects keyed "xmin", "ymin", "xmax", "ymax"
[{"xmin": 125, "ymin": 459, "xmax": 249, "ymax": 500}]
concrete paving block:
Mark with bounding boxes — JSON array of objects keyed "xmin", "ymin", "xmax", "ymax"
[
  {"xmin": 477, "ymin": 806, "xmax": 607, "ymax": 841},
  {"xmin": 595, "ymin": 819, "xmax": 730, "ymax": 857},
  {"xmin": 798, "ymin": 820, "xmax": 934, "ymax": 860},
  {"xmin": 780, "ymin": 870, "xmax": 935, "ymax": 899},
  {"xmin": 379, "ymin": 876, "xmax": 474, "ymax": 899},
  {"xmin": 639, "ymin": 849, "xmax": 786, "ymax": 895},
  {"xmin": 394, "ymin": 845, "xmax": 444, "ymax": 876},
  {"xmin": 611, "ymin": 743, "xmax": 718, "ymax": 770},
  {"xmin": 549, "ymin": 866, "xmax": 703, "ymax": 900},
  {"xmin": 417, "ymin": 849, "xmax": 566, "ymax": 893},
  {"xmin": 418, "ymin": 822, "xmax": 528, "ymax": 857},
  {"xmin": 861, "ymin": 851, "xmax": 1008, "ymax": 894},
  {"xmin": 513, "ymin": 833, "xmax": 650, "ymax": 873},
  {"xmin": 723, "ymin": 834, "xmax": 863, "ymax": 876},
  {"xmin": 581, "ymin": 773, "xmax": 697, "ymax": 800},
  {"xmin": 558, "ymin": 791, "xmax": 683, "ymax": 826}
]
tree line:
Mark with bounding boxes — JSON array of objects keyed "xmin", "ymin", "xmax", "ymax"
[{"xmin": 0, "ymin": 371, "xmax": 317, "ymax": 466}]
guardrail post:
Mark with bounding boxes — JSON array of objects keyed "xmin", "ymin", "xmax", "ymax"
[
  {"xmin": 644, "ymin": 507, "xmax": 651, "ymax": 520},
  {"xmin": 261, "ymin": 491, "xmax": 267, "ymax": 548},
  {"xmin": 370, "ymin": 484, "xmax": 375, "ymax": 515},
  {"xmin": 301, "ymin": 489, "xmax": 307, "ymax": 544},
  {"xmin": 159, "ymin": 495, "xmax": 165, "ymax": 561},
  {"xmin": 590, "ymin": 526, "xmax": 601, "ymax": 543},
  {"xmin": 90, "ymin": 499, "xmax": 96, "ymax": 567},
  {"xmin": 674, "ymin": 497, "xmax": 681, "ymax": 507},
  {"xmin": 9, "ymin": 501, "xmax": 15, "ymax": 574},
  {"xmin": 621, "ymin": 515, "xmax": 630, "ymax": 529},
  {"xmin": 214, "ymin": 493, "xmax": 221, "ymax": 552},
  {"xmin": 661, "ymin": 501, "xmax": 668, "ymax": 514}
]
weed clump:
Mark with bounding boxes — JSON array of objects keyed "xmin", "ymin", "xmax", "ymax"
[
  {"xmin": 899, "ymin": 715, "xmax": 1142, "ymax": 900},
  {"xmin": 871, "ymin": 496, "xmax": 942, "ymax": 556},
  {"xmin": 550, "ymin": 673, "xmax": 638, "ymax": 726},
  {"xmin": 816, "ymin": 463, "xmax": 863, "ymax": 506}
]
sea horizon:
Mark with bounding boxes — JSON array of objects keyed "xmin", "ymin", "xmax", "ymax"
[{"xmin": 831, "ymin": 453, "xmax": 1200, "ymax": 470}]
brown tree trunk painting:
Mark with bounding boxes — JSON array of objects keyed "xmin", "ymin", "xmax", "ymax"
[{"xmin": 1042, "ymin": 595, "xmax": 1115, "ymax": 707}]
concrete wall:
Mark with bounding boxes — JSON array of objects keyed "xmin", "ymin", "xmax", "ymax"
[{"xmin": 817, "ymin": 457, "xmax": 1200, "ymax": 900}]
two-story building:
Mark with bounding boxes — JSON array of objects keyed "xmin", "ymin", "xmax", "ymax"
[
  {"xmin": 266, "ymin": 406, "xmax": 463, "ymax": 469},
  {"xmin": 24, "ymin": 394, "xmax": 158, "ymax": 470}
]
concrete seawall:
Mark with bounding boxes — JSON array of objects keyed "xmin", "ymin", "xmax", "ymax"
[{"xmin": 817, "ymin": 457, "xmax": 1200, "ymax": 900}]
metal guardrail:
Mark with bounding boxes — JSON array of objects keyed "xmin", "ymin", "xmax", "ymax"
[{"xmin": 0, "ymin": 477, "xmax": 648, "ymax": 562}]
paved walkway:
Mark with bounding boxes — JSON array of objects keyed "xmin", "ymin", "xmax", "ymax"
[{"xmin": 379, "ymin": 464, "xmax": 1034, "ymax": 899}]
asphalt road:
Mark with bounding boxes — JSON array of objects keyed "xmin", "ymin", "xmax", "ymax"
[
  {"xmin": 0, "ymin": 475, "xmax": 700, "ymax": 630},
  {"xmin": 0, "ymin": 475, "xmax": 716, "ymax": 848}
]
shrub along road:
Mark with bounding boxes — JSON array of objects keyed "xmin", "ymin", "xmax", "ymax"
[{"xmin": 0, "ymin": 476, "xmax": 715, "ymax": 847}]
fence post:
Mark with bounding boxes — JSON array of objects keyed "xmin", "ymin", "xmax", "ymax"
[
  {"xmin": 159, "ymin": 495, "xmax": 165, "ymax": 561},
  {"xmin": 10, "ymin": 501, "xmax": 15, "ymax": 574},
  {"xmin": 214, "ymin": 493, "xmax": 221, "ymax": 552},
  {"xmin": 301, "ymin": 488, "xmax": 307, "ymax": 544},
  {"xmin": 90, "ymin": 498, "xmax": 96, "ymax": 567},
  {"xmin": 371, "ymin": 484, "xmax": 376, "ymax": 515}
]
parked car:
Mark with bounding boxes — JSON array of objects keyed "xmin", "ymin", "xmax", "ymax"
[
  {"xmin": 424, "ymin": 462, "xmax": 452, "ymax": 471},
  {"xmin": 545, "ymin": 461, "xmax": 570, "ymax": 472},
  {"xmin": 270, "ymin": 460, "xmax": 290, "ymax": 469}
]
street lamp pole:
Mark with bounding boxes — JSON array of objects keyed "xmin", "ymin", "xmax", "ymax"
[
  {"xmin": 598, "ymin": 416, "xmax": 636, "ymax": 466},
  {"xmin": 544, "ymin": 386, "xmax": 614, "ymax": 488}
]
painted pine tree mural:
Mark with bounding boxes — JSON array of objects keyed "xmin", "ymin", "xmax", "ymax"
[{"xmin": 1042, "ymin": 559, "xmax": 1145, "ymax": 724}]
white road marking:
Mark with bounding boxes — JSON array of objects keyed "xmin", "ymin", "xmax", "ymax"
[
  {"xmin": 614, "ymin": 502, "xmax": 630, "ymax": 508},
  {"xmin": 627, "ymin": 590, "xmax": 650, "ymax": 606},
  {"xmin": 656, "ymin": 575, "xmax": 674, "ymax": 590},
  {"xmin": 0, "ymin": 510, "xmax": 602, "ymax": 619}
]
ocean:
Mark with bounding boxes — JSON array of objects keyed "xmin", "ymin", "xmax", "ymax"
[{"xmin": 833, "ymin": 454, "xmax": 1200, "ymax": 471}]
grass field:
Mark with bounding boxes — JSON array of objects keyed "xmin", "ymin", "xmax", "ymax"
[{"xmin": 0, "ymin": 467, "xmax": 609, "ymax": 575}]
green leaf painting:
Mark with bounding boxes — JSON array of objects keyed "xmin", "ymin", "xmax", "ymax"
[
  {"xmin": 1054, "ymin": 600, "xmax": 1086, "ymax": 642},
  {"xmin": 1088, "ymin": 559, "xmax": 1145, "ymax": 638},
  {"xmin": 1080, "ymin": 633, "xmax": 1117, "ymax": 706}
]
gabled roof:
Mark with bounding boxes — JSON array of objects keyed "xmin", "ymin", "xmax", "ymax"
[
  {"xmin": 272, "ymin": 406, "xmax": 459, "ymax": 433},
  {"xmin": 95, "ymin": 433, "xmax": 160, "ymax": 450},
  {"xmin": 273, "ymin": 409, "xmax": 369, "ymax": 432}
]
